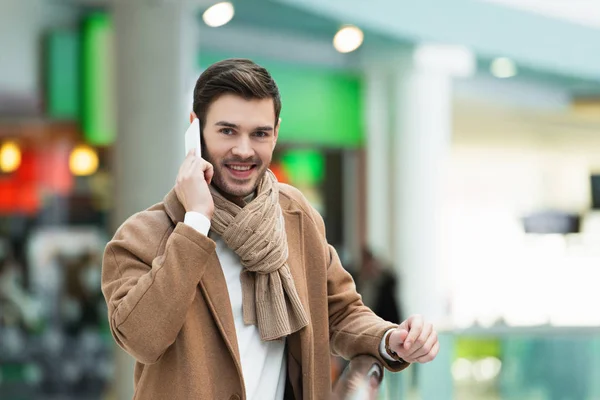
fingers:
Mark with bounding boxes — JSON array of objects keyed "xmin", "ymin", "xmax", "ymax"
[
  {"xmin": 390, "ymin": 315, "xmax": 440, "ymax": 364},
  {"xmin": 404, "ymin": 322, "xmax": 432, "ymax": 358},
  {"xmin": 179, "ymin": 150, "xmax": 197, "ymax": 178},
  {"xmin": 403, "ymin": 315, "xmax": 423, "ymax": 351},
  {"xmin": 405, "ymin": 329, "xmax": 437, "ymax": 362},
  {"xmin": 178, "ymin": 154, "xmax": 212, "ymax": 179},
  {"xmin": 389, "ymin": 328, "xmax": 408, "ymax": 348},
  {"xmin": 386, "ymin": 328, "xmax": 408, "ymax": 356},
  {"xmin": 175, "ymin": 151, "xmax": 215, "ymax": 217},
  {"xmin": 203, "ymin": 161, "xmax": 214, "ymax": 184},
  {"xmin": 416, "ymin": 340, "xmax": 439, "ymax": 363}
]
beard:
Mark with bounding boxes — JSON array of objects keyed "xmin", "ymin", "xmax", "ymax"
[{"xmin": 202, "ymin": 144, "xmax": 270, "ymax": 200}]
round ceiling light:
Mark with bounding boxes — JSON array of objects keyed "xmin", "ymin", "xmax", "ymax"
[
  {"xmin": 491, "ymin": 57, "xmax": 517, "ymax": 78},
  {"xmin": 203, "ymin": 2, "xmax": 235, "ymax": 28},
  {"xmin": 333, "ymin": 25, "xmax": 364, "ymax": 53}
]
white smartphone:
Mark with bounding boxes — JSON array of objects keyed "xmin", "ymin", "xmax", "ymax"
[{"xmin": 184, "ymin": 118, "xmax": 201, "ymax": 158}]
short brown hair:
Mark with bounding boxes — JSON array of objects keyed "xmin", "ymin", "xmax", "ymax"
[{"xmin": 193, "ymin": 58, "xmax": 281, "ymax": 132}]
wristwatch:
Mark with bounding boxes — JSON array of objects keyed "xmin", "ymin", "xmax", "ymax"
[{"xmin": 385, "ymin": 332, "xmax": 407, "ymax": 363}]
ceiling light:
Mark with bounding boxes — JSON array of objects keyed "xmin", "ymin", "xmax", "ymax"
[
  {"xmin": 203, "ymin": 2, "xmax": 235, "ymax": 28},
  {"xmin": 69, "ymin": 145, "xmax": 99, "ymax": 176},
  {"xmin": 490, "ymin": 57, "xmax": 517, "ymax": 78},
  {"xmin": 0, "ymin": 141, "xmax": 22, "ymax": 173},
  {"xmin": 333, "ymin": 25, "xmax": 364, "ymax": 53}
]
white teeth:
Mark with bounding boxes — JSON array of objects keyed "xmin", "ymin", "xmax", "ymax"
[{"xmin": 229, "ymin": 165, "xmax": 251, "ymax": 171}]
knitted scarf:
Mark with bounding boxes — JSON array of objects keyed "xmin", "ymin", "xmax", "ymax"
[{"xmin": 209, "ymin": 170, "xmax": 309, "ymax": 341}]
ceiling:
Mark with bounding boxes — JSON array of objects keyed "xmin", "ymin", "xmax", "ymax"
[
  {"xmin": 273, "ymin": 0, "xmax": 600, "ymax": 83},
  {"xmin": 481, "ymin": 0, "xmax": 600, "ymax": 29},
  {"xmin": 47, "ymin": 0, "xmax": 600, "ymax": 96}
]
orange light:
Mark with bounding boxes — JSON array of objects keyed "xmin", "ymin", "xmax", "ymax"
[
  {"xmin": 69, "ymin": 145, "xmax": 99, "ymax": 176},
  {"xmin": 0, "ymin": 141, "xmax": 22, "ymax": 173}
]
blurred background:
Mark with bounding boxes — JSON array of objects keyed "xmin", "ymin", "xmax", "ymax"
[{"xmin": 1, "ymin": 0, "xmax": 600, "ymax": 399}]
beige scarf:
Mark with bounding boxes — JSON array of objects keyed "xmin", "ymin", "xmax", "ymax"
[{"xmin": 209, "ymin": 170, "xmax": 309, "ymax": 341}]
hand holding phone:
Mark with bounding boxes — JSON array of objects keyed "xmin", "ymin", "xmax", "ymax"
[{"xmin": 176, "ymin": 118, "xmax": 214, "ymax": 218}]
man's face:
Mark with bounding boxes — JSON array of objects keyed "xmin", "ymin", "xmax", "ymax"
[{"xmin": 201, "ymin": 93, "xmax": 278, "ymax": 201}]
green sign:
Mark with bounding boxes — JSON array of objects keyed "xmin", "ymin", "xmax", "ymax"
[
  {"xmin": 82, "ymin": 13, "xmax": 115, "ymax": 146},
  {"xmin": 46, "ymin": 30, "xmax": 80, "ymax": 119}
]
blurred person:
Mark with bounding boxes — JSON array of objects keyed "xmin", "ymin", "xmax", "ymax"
[
  {"xmin": 355, "ymin": 248, "xmax": 402, "ymax": 324},
  {"xmin": 101, "ymin": 59, "xmax": 439, "ymax": 399}
]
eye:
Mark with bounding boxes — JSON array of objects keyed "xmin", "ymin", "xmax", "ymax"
[
  {"xmin": 254, "ymin": 131, "xmax": 269, "ymax": 138},
  {"xmin": 220, "ymin": 128, "xmax": 234, "ymax": 135}
]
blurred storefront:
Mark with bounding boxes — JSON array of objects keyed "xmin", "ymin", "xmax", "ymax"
[{"xmin": 0, "ymin": 4, "xmax": 368, "ymax": 398}]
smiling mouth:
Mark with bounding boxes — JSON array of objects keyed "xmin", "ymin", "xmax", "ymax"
[
  {"xmin": 225, "ymin": 163, "xmax": 257, "ymax": 178},
  {"xmin": 227, "ymin": 165, "xmax": 254, "ymax": 171}
]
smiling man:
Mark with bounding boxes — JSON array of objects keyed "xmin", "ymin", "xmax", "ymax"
[{"xmin": 101, "ymin": 59, "xmax": 439, "ymax": 400}]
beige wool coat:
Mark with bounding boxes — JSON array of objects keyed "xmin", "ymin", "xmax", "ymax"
[{"xmin": 101, "ymin": 183, "xmax": 408, "ymax": 400}]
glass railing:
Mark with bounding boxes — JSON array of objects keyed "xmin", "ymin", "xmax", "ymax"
[
  {"xmin": 333, "ymin": 355, "xmax": 384, "ymax": 399},
  {"xmin": 4, "ymin": 326, "xmax": 600, "ymax": 399},
  {"xmin": 377, "ymin": 327, "xmax": 600, "ymax": 400}
]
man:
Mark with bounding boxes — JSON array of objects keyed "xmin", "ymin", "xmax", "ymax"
[{"xmin": 101, "ymin": 59, "xmax": 439, "ymax": 399}]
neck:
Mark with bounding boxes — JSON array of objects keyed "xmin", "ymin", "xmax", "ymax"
[{"xmin": 212, "ymin": 185, "xmax": 255, "ymax": 208}]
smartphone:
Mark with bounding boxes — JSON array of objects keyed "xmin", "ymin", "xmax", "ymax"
[{"xmin": 184, "ymin": 118, "xmax": 201, "ymax": 158}]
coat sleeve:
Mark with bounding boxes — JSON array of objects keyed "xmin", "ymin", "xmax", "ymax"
[
  {"xmin": 101, "ymin": 214, "xmax": 216, "ymax": 365},
  {"xmin": 309, "ymin": 207, "xmax": 409, "ymax": 372}
]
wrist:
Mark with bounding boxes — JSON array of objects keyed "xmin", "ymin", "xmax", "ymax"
[
  {"xmin": 187, "ymin": 204, "xmax": 212, "ymax": 220},
  {"xmin": 384, "ymin": 330, "xmax": 406, "ymax": 364}
]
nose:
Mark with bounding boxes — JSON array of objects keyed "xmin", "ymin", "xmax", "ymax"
[{"xmin": 231, "ymin": 136, "xmax": 254, "ymax": 159}]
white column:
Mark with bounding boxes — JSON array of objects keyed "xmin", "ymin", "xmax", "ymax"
[
  {"xmin": 113, "ymin": 0, "xmax": 197, "ymax": 225},
  {"xmin": 0, "ymin": 0, "xmax": 42, "ymax": 95},
  {"xmin": 391, "ymin": 45, "xmax": 474, "ymax": 322},
  {"xmin": 112, "ymin": 1, "xmax": 198, "ymax": 399},
  {"xmin": 390, "ymin": 45, "xmax": 472, "ymax": 400},
  {"xmin": 392, "ymin": 66, "xmax": 452, "ymax": 321},
  {"xmin": 364, "ymin": 66, "xmax": 393, "ymax": 261}
]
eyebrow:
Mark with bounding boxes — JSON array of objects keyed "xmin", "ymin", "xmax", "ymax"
[{"xmin": 215, "ymin": 121, "xmax": 273, "ymax": 131}]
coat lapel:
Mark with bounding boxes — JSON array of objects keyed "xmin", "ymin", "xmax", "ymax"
[
  {"xmin": 198, "ymin": 252, "xmax": 241, "ymax": 364},
  {"xmin": 283, "ymin": 208, "xmax": 314, "ymax": 399}
]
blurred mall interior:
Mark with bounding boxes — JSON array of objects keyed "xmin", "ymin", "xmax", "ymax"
[{"xmin": 1, "ymin": 0, "xmax": 600, "ymax": 399}]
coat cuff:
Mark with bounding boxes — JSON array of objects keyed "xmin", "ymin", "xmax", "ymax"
[
  {"xmin": 380, "ymin": 329, "xmax": 398, "ymax": 362},
  {"xmin": 375, "ymin": 325, "xmax": 411, "ymax": 373},
  {"xmin": 183, "ymin": 212, "xmax": 211, "ymax": 236},
  {"xmin": 172, "ymin": 222, "xmax": 216, "ymax": 254}
]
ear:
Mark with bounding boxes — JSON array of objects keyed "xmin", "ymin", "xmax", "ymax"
[{"xmin": 189, "ymin": 111, "xmax": 198, "ymax": 124}]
